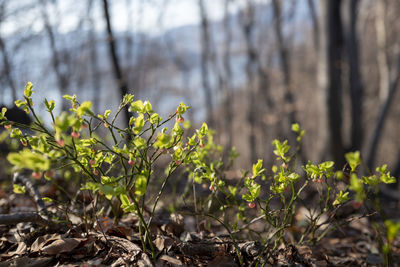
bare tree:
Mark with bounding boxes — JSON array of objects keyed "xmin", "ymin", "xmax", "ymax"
[
  {"xmin": 318, "ymin": 0, "xmax": 345, "ymax": 166},
  {"xmin": 198, "ymin": 0, "xmax": 215, "ymax": 128},
  {"xmin": 221, "ymin": 0, "xmax": 234, "ymax": 154},
  {"xmin": 39, "ymin": 0, "xmax": 71, "ymax": 111},
  {"xmin": 344, "ymin": 0, "xmax": 364, "ymax": 151},
  {"xmin": 366, "ymin": 50, "xmax": 400, "ymax": 170},
  {"xmin": 86, "ymin": 0, "xmax": 101, "ymax": 114},
  {"xmin": 375, "ymin": 0, "xmax": 390, "ymax": 101},
  {"xmin": 102, "ymin": 0, "xmax": 130, "ymax": 128},
  {"xmin": 271, "ymin": 1, "xmax": 296, "ymax": 127},
  {"xmin": 241, "ymin": 0, "xmax": 259, "ymax": 164},
  {"xmin": 307, "ymin": 0, "xmax": 319, "ymax": 50}
]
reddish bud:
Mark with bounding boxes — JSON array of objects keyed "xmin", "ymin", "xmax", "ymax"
[
  {"xmin": 104, "ymin": 122, "xmax": 109, "ymax": 128},
  {"xmin": 89, "ymin": 159, "xmax": 96, "ymax": 166},
  {"xmin": 93, "ymin": 170, "xmax": 99, "ymax": 176},
  {"xmin": 177, "ymin": 117, "xmax": 184, "ymax": 123},
  {"xmin": 316, "ymin": 178, "xmax": 323, "ymax": 183},
  {"xmin": 352, "ymin": 201, "xmax": 362, "ymax": 209},
  {"xmin": 248, "ymin": 202, "xmax": 256, "ymax": 209},
  {"xmin": 200, "ymin": 143, "xmax": 205, "ymax": 148},
  {"xmin": 175, "ymin": 160, "xmax": 181, "ymax": 165},
  {"xmin": 4, "ymin": 124, "xmax": 12, "ymax": 129},
  {"xmin": 128, "ymin": 159, "xmax": 135, "ymax": 166},
  {"xmin": 57, "ymin": 139, "xmax": 65, "ymax": 147},
  {"xmin": 71, "ymin": 131, "xmax": 80, "ymax": 139},
  {"xmin": 209, "ymin": 185, "xmax": 216, "ymax": 192},
  {"xmin": 32, "ymin": 172, "xmax": 42, "ymax": 179}
]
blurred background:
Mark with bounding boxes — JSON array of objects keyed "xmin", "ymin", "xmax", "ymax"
[{"xmin": 1, "ymin": 0, "xmax": 400, "ymax": 178}]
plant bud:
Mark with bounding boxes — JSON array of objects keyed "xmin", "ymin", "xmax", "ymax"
[
  {"xmin": 57, "ymin": 139, "xmax": 65, "ymax": 147},
  {"xmin": 32, "ymin": 172, "xmax": 42, "ymax": 179},
  {"xmin": 71, "ymin": 131, "xmax": 80, "ymax": 138},
  {"xmin": 248, "ymin": 202, "xmax": 256, "ymax": 209},
  {"xmin": 128, "ymin": 159, "xmax": 135, "ymax": 166}
]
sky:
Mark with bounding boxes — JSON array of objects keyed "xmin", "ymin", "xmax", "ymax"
[
  {"xmin": 1, "ymin": 0, "xmax": 230, "ymax": 36},
  {"xmin": 1, "ymin": 0, "xmax": 273, "ymax": 37}
]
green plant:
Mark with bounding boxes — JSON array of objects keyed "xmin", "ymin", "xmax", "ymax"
[
  {"xmin": 3, "ymin": 82, "xmax": 212, "ymax": 260},
  {"xmin": 2, "ymin": 82, "xmax": 399, "ymax": 265}
]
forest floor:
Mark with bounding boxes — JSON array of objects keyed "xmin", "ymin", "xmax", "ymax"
[{"xmin": 1, "ymin": 177, "xmax": 400, "ymax": 267}]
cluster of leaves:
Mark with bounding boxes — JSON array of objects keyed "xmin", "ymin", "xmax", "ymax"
[
  {"xmin": 2, "ymin": 83, "xmax": 399, "ymax": 265},
  {"xmin": 2, "ymin": 83, "xmax": 212, "ymax": 258}
]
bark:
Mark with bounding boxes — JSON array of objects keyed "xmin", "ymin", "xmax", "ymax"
[
  {"xmin": 272, "ymin": 0, "xmax": 305, "ymax": 163},
  {"xmin": 241, "ymin": 1, "xmax": 259, "ymax": 165},
  {"xmin": 366, "ymin": 0, "xmax": 400, "ymax": 170},
  {"xmin": 86, "ymin": 0, "xmax": 101, "ymax": 114},
  {"xmin": 375, "ymin": 0, "xmax": 390, "ymax": 101},
  {"xmin": 102, "ymin": 0, "xmax": 130, "ymax": 129},
  {"xmin": 222, "ymin": 0, "xmax": 234, "ymax": 155},
  {"xmin": 198, "ymin": 0, "xmax": 215, "ymax": 128},
  {"xmin": 0, "ymin": 36, "xmax": 16, "ymax": 102},
  {"xmin": 307, "ymin": 0, "xmax": 319, "ymax": 50},
  {"xmin": 0, "ymin": 3, "xmax": 16, "ymax": 102},
  {"xmin": 319, "ymin": 0, "xmax": 345, "ymax": 167},
  {"xmin": 344, "ymin": 0, "xmax": 364, "ymax": 151},
  {"xmin": 366, "ymin": 53, "xmax": 400, "ymax": 170}
]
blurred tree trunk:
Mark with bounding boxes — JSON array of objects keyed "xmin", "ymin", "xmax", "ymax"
[
  {"xmin": 0, "ymin": 36, "xmax": 16, "ymax": 102},
  {"xmin": 221, "ymin": 0, "xmax": 234, "ymax": 155},
  {"xmin": 367, "ymin": 53, "xmax": 400, "ymax": 170},
  {"xmin": 102, "ymin": 0, "xmax": 130, "ymax": 129},
  {"xmin": 241, "ymin": 1, "xmax": 259, "ymax": 165},
  {"xmin": 307, "ymin": 0, "xmax": 319, "ymax": 50},
  {"xmin": 272, "ymin": 0, "xmax": 305, "ymax": 162},
  {"xmin": 86, "ymin": 0, "xmax": 101, "ymax": 114},
  {"xmin": 198, "ymin": 0, "xmax": 215, "ymax": 128},
  {"xmin": 375, "ymin": 0, "xmax": 390, "ymax": 102},
  {"xmin": 319, "ymin": 0, "xmax": 345, "ymax": 167},
  {"xmin": 40, "ymin": 0, "xmax": 70, "ymax": 111},
  {"xmin": 344, "ymin": 0, "xmax": 364, "ymax": 152},
  {"xmin": 0, "ymin": 3, "xmax": 16, "ymax": 102},
  {"xmin": 366, "ymin": 0, "xmax": 400, "ymax": 170}
]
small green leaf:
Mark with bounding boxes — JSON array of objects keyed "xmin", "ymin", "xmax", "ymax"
[
  {"xmin": 135, "ymin": 175, "xmax": 147, "ymax": 196},
  {"xmin": 42, "ymin": 197, "xmax": 53, "ymax": 203},
  {"xmin": 24, "ymin": 82, "xmax": 34, "ymax": 97},
  {"xmin": 76, "ymin": 101, "xmax": 94, "ymax": 117},
  {"xmin": 13, "ymin": 184, "xmax": 26, "ymax": 194},
  {"xmin": 130, "ymin": 100, "xmax": 145, "ymax": 113},
  {"xmin": 345, "ymin": 151, "xmax": 361, "ymax": 172}
]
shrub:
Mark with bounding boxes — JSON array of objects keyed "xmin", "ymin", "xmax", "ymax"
[{"xmin": 1, "ymin": 82, "xmax": 398, "ymax": 265}]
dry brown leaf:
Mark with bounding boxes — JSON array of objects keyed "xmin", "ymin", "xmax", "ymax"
[
  {"xmin": 2, "ymin": 241, "xmax": 27, "ymax": 257},
  {"xmin": 0, "ymin": 256, "xmax": 53, "ymax": 267},
  {"xmin": 31, "ymin": 233, "xmax": 60, "ymax": 252},
  {"xmin": 154, "ymin": 235, "xmax": 174, "ymax": 252},
  {"xmin": 41, "ymin": 237, "xmax": 83, "ymax": 255},
  {"xmin": 158, "ymin": 255, "xmax": 183, "ymax": 266}
]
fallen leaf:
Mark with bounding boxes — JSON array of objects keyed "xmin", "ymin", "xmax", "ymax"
[
  {"xmin": 158, "ymin": 255, "xmax": 183, "ymax": 266},
  {"xmin": 41, "ymin": 238, "xmax": 82, "ymax": 255}
]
